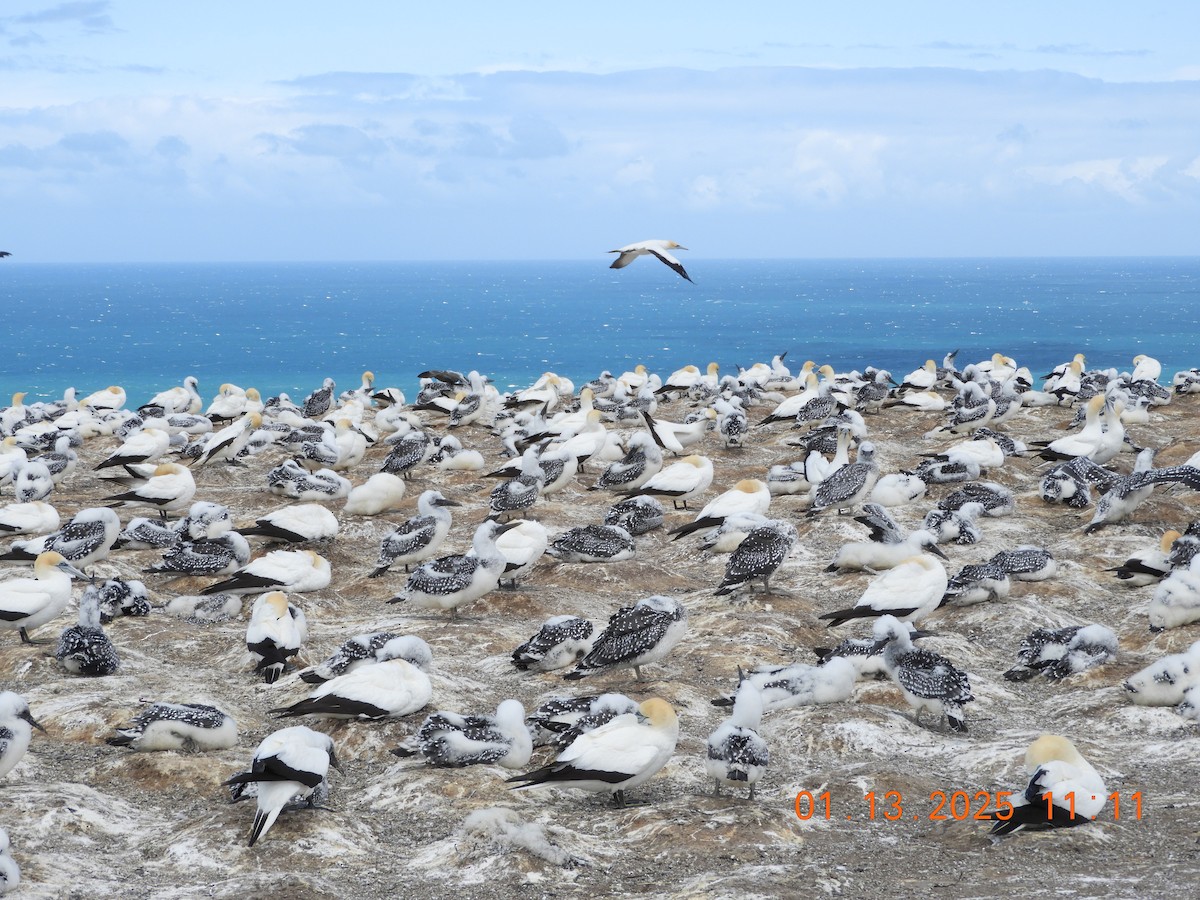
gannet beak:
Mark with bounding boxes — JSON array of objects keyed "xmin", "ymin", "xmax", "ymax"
[
  {"xmin": 58, "ymin": 561, "xmax": 88, "ymax": 580},
  {"xmin": 20, "ymin": 709, "xmax": 46, "ymax": 733},
  {"xmin": 434, "ymin": 497, "xmax": 462, "ymax": 508},
  {"xmin": 910, "ymin": 628, "xmax": 938, "ymax": 640},
  {"xmin": 927, "ymin": 544, "xmax": 948, "ymax": 560}
]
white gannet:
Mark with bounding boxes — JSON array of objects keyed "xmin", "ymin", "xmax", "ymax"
[
  {"xmin": 224, "ymin": 725, "xmax": 340, "ymax": 847},
  {"xmin": 511, "ymin": 615, "xmax": 595, "ymax": 672},
  {"xmin": 605, "ymin": 495, "xmax": 666, "ymax": 536},
  {"xmin": 236, "ymin": 504, "xmax": 339, "ymax": 545},
  {"xmin": 193, "ymin": 412, "xmax": 262, "ymax": 466},
  {"xmin": 244, "ymin": 591, "xmax": 308, "ymax": 683},
  {"xmin": 507, "ymin": 697, "xmax": 679, "ymax": 807},
  {"xmin": 103, "ymin": 462, "xmax": 197, "ymax": 516},
  {"xmin": 0, "ymin": 501, "xmax": 60, "ymax": 537},
  {"xmin": 628, "ymin": 453, "xmax": 713, "ymax": 510},
  {"xmin": 1123, "ymin": 640, "xmax": 1200, "ymax": 705},
  {"xmin": 819, "ymin": 554, "xmax": 948, "ymax": 627},
  {"xmin": 106, "ymin": 702, "xmax": 237, "ymax": 752},
  {"xmin": 388, "ymin": 521, "xmax": 516, "ymax": 616},
  {"xmin": 80, "ymin": 385, "xmax": 127, "ymax": 412},
  {"xmin": 270, "ymin": 657, "xmax": 431, "ymax": 720},
  {"xmin": 96, "ymin": 425, "xmax": 171, "ymax": 474},
  {"xmin": 1003, "ymin": 624, "xmax": 1118, "ymax": 681},
  {"xmin": 547, "ymin": 524, "xmax": 635, "ymax": 563},
  {"xmin": 705, "ymin": 680, "xmax": 768, "ymax": 799},
  {"xmin": 54, "ymin": 589, "xmax": 119, "ymax": 676},
  {"xmin": 369, "ymin": 490, "xmax": 460, "ymax": 577},
  {"xmin": 590, "ymin": 431, "xmax": 663, "ymax": 492},
  {"xmin": 0, "ymin": 551, "xmax": 85, "ymax": 643},
  {"xmin": 202, "ymin": 550, "xmax": 330, "ymax": 596},
  {"xmin": 300, "ymin": 633, "xmax": 431, "ymax": 684},
  {"xmin": 711, "ymin": 656, "xmax": 857, "ymax": 711},
  {"xmin": 0, "ymin": 691, "xmax": 45, "ymax": 778},
  {"xmin": 205, "ymin": 383, "xmax": 247, "ymax": 422},
  {"xmin": 871, "ymin": 615, "xmax": 974, "ymax": 732},
  {"xmin": 12, "ymin": 458, "xmax": 52, "ymax": 503},
  {"xmin": 668, "ymin": 479, "xmax": 771, "ymax": 541},
  {"xmin": 343, "ymin": 471, "xmax": 407, "ymax": 515},
  {"xmin": 714, "ymin": 520, "xmax": 798, "ymax": 596},
  {"xmin": 1149, "ymin": 558, "xmax": 1200, "ymax": 631},
  {"xmin": 640, "ymin": 408, "xmax": 715, "ymax": 456},
  {"xmin": 526, "ymin": 693, "xmax": 640, "ymax": 748},
  {"xmin": 393, "ymin": 699, "xmax": 532, "ymax": 769},
  {"xmin": 486, "ymin": 517, "xmax": 549, "ymax": 588},
  {"xmin": 0, "ymin": 827, "xmax": 19, "ymax": 893},
  {"xmin": 981, "ymin": 735, "xmax": 1106, "ymax": 835},
  {"xmin": 1106, "ymin": 529, "xmax": 1181, "ymax": 587},
  {"xmin": 140, "ymin": 376, "xmax": 202, "ymax": 416},
  {"xmin": 564, "ymin": 595, "xmax": 687, "ymax": 681}
]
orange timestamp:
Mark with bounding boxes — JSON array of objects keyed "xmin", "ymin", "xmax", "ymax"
[{"xmin": 793, "ymin": 790, "xmax": 1144, "ymax": 822}]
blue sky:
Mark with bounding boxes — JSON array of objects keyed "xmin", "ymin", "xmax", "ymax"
[{"xmin": 2, "ymin": 1, "xmax": 1197, "ymax": 262}]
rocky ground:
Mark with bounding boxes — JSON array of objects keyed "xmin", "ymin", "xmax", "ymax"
[{"xmin": 2, "ymin": 379, "xmax": 1199, "ymax": 900}]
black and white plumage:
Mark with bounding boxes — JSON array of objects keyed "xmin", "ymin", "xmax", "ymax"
[
  {"xmin": 980, "ymin": 735, "xmax": 1106, "ymax": 835},
  {"xmin": 12, "ymin": 458, "xmax": 53, "ymax": 503},
  {"xmin": 0, "ymin": 826, "xmax": 19, "ymax": 894},
  {"xmin": 163, "ymin": 593, "xmax": 243, "ymax": 624},
  {"xmin": 705, "ymin": 680, "xmax": 768, "ymax": 799},
  {"xmin": 1083, "ymin": 456, "xmax": 1200, "ymax": 534},
  {"xmin": 988, "ymin": 546, "xmax": 1056, "ymax": 581},
  {"xmin": 507, "ymin": 697, "xmax": 679, "ymax": 807},
  {"xmin": 511, "ymin": 615, "xmax": 595, "ymax": 672},
  {"xmin": 547, "ymin": 524, "xmax": 635, "ymax": 563},
  {"xmin": 711, "ymin": 657, "xmax": 857, "ymax": 710},
  {"xmin": 0, "ymin": 506, "xmax": 120, "ymax": 569},
  {"xmin": 107, "ymin": 702, "xmax": 238, "ymax": 751},
  {"xmin": 565, "ymin": 595, "xmax": 687, "ymax": 681},
  {"xmin": 224, "ymin": 725, "xmax": 341, "ymax": 847},
  {"xmin": 1039, "ymin": 455, "xmax": 1119, "ymax": 509},
  {"xmin": 1149, "ymin": 559, "xmax": 1200, "ymax": 631},
  {"xmin": 922, "ymin": 501, "xmax": 984, "ymax": 545},
  {"xmin": 54, "ymin": 589, "xmax": 119, "ymax": 676},
  {"xmin": 819, "ymin": 554, "xmax": 948, "ymax": 627},
  {"xmin": 388, "ymin": 520, "xmax": 516, "ymax": 615},
  {"xmin": 271, "ymin": 657, "xmax": 432, "ymax": 720},
  {"xmin": 714, "ymin": 520, "xmax": 797, "ymax": 596},
  {"xmin": 1003, "ymin": 625, "xmax": 1118, "ymax": 681},
  {"xmin": 202, "ymin": 549, "xmax": 330, "ymax": 596},
  {"xmin": 1107, "ymin": 529, "xmax": 1180, "ymax": 586},
  {"xmin": 807, "ymin": 441, "xmax": 879, "ymax": 516},
  {"xmin": 526, "ymin": 693, "xmax": 640, "ymax": 748},
  {"xmin": 1123, "ymin": 640, "xmax": 1200, "ymax": 705},
  {"xmin": 591, "ymin": 432, "xmax": 662, "ymax": 492},
  {"xmin": 369, "ymin": 490, "xmax": 459, "ymax": 577},
  {"xmin": 608, "ymin": 239, "xmax": 692, "ymax": 282},
  {"xmin": 81, "ymin": 577, "xmax": 150, "ymax": 623},
  {"xmin": 174, "ymin": 500, "xmax": 234, "ymax": 542},
  {"xmin": 114, "ymin": 516, "xmax": 180, "ymax": 550},
  {"xmin": 393, "ymin": 699, "xmax": 532, "ymax": 769},
  {"xmin": 872, "ymin": 615, "xmax": 974, "ymax": 732},
  {"xmin": 301, "ymin": 378, "xmax": 336, "ymax": 420},
  {"xmin": 300, "ymin": 632, "xmax": 430, "ymax": 684},
  {"xmin": 245, "ymin": 591, "xmax": 308, "ymax": 684},
  {"xmin": 813, "ymin": 625, "xmax": 924, "ymax": 680},
  {"xmin": 236, "ymin": 504, "xmax": 339, "ymax": 544},
  {"xmin": 0, "ymin": 691, "xmax": 45, "ymax": 779},
  {"xmin": 937, "ymin": 481, "xmax": 1015, "ymax": 517},
  {"xmin": 147, "ymin": 532, "xmax": 251, "ymax": 577},
  {"xmin": 940, "ymin": 562, "xmax": 1011, "ymax": 607},
  {"xmin": 627, "ymin": 453, "xmax": 713, "ymax": 509},
  {"xmin": 487, "ymin": 447, "xmax": 544, "ymax": 521},
  {"xmin": 381, "ymin": 427, "xmax": 433, "ymax": 479},
  {"xmin": 603, "ymin": 495, "xmax": 665, "ymax": 536}
]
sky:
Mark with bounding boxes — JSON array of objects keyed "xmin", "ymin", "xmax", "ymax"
[{"xmin": 1, "ymin": 1, "xmax": 1198, "ymax": 262}]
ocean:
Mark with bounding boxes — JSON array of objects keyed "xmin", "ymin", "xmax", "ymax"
[{"xmin": 1, "ymin": 257, "xmax": 1197, "ymax": 404}]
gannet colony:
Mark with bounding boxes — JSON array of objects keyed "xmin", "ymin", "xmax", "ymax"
[{"xmin": 2, "ymin": 353, "xmax": 1199, "ymax": 897}]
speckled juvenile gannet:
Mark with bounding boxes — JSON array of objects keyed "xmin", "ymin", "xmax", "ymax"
[
  {"xmin": 300, "ymin": 633, "xmax": 430, "ymax": 684},
  {"xmin": 818, "ymin": 554, "xmax": 948, "ymax": 627},
  {"xmin": 146, "ymin": 532, "xmax": 251, "ymax": 577},
  {"xmin": 714, "ymin": 520, "xmax": 798, "ymax": 597},
  {"xmin": 565, "ymin": 595, "xmax": 687, "ymax": 681},
  {"xmin": 980, "ymin": 735, "xmax": 1106, "ymax": 835},
  {"xmin": 224, "ymin": 725, "xmax": 341, "ymax": 847},
  {"xmin": 590, "ymin": 431, "xmax": 663, "ymax": 492},
  {"xmin": 0, "ymin": 826, "xmax": 19, "ymax": 893},
  {"xmin": 512, "ymin": 615, "xmax": 595, "ymax": 672},
  {"xmin": 604, "ymin": 495, "xmax": 665, "ymax": 536},
  {"xmin": 1122, "ymin": 640, "xmax": 1200, "ymax": 705},
  {"xmin": 370, "ymin": 490, "xmax": 459, "ymax": 577},
  {"xmin": 806, "ymin": 442, "xmax": 879, "ymax": 517},
  {"xmin": 711, "ymin": 656, "xmax": 857, "ymax": 711},
  {"xmin": 55, "ymin": 589, "xmax": 119, "ymax": 676},
  {"xmin": 107, "ymin": 702, "xmax": 237, "ymax": 752},
  {"xmin": 547, "ymin": 524, "xmax": 635, "ymax": 563},
  {"xmin": 202, "ymin": 549, "xmax": 330, "ymax": 596},
  {"xmin": 245, "ymin": 591, "xmax": 308, "ymax": 683},
  {"xmin": 507, "ymin": 697, "xmax": 679, "ymax": 807},
  {"xmin": 0, "ymin": 551, "xmax": 85, "ymax": 643},
  {"xmin": 1149, "ymin": 559, "xmax": 1200, "ymax": 631},
  {"xmin": 1003, "ymin": 624, "xmax": 1118, "ymax": 681},
  {"xmin": 271, "ymin": 657, "xmax": 432, "ymax": 720},
  {"xmin": 0, "ymin": 691, "xmax": 45, "ymax": 778},
  {"xmin": 393, "ymin": 699, "xmax": 531, "ymax": 769},
  {"xmin": 526, "ymin": 693, "xmax": 640, "ymax": 748},
  {"xmin": 236, "ymin": 504, "xmax": 339, "ymax": 545},
  {"xmin": 871, "ymin": 615, "xmax": 974, "ymax": 732},
  {"xmin": 706, "ymin": 680, "xmax": 768, "ymax": 799},
  {"xmin": 388, "ymin": 520, "xmax": 516, "ymax": 615},
  {"xmin": 486, "ymin": 517, "xmax": 549, "ymax": 588},
  {"xmin": 0, "ymin": 507, "xmax": 120, "ymax": 571}
]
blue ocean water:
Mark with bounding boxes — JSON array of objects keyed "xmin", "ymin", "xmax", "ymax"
[{"xmin": 1, "ymin": 258, "xmax": 1197, "ymax": 405}]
